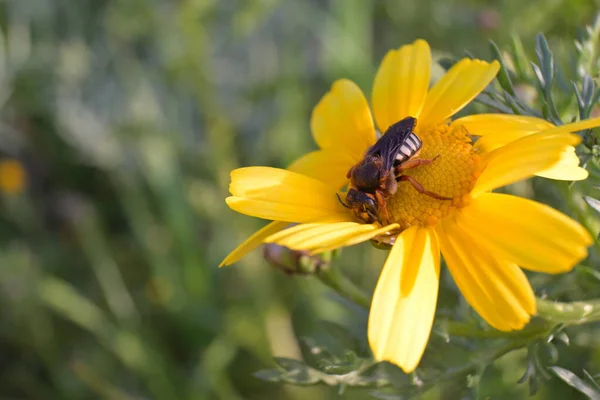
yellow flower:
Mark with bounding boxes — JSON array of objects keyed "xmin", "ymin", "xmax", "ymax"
[
  {"xmin": 220, "ymin": 39, "xmax": 596, "ymax": 372},
  {"xmin": 0, "ymin": 159, "xmax": 27, "ymax": 194}
]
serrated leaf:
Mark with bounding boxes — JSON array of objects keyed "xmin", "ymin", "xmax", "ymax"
[
  {"xmin": 584, "ymin": 196, "xmax": 600, "ymax": 214},
  {"xmin": 254, "ymin": 369, "xmax": 285, "ymax": 382},
  {"xmin": 274, "ymin": 357, "xmax": 308, "ymax": 371},
  {"xmin": 319, "ymin": 320, "xmax": 367, "ymax": 356},
  {"xmin": 551, "ymin": 366, "xmax": 600, "ymax": 399},
  {"xmin": 317, "ymin": 350, "xmax": 361, "ymax": 375},
  {"xmin": 490, "ymin": 40, "xmax": 516, "ymax": 95},
  {"xmin": 298, "ymin": 336, "xmax": 334, "ymax": 371},
  {"xmin": 272, "ymin": 357, "xmax": 324, "ymax": 385}
]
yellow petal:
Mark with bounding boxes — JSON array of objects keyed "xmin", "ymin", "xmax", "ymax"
[
  {"xmin": 453, "ymin": 114, "xmax": 554, "ymax": 141},
  {"xmin": 462, "ymin": 116, "xmax": 587, "ymax": 182},
  {"xmin": 472, "ymin": 132, "xmax": 580, "ymax": 196},
  {"xmin": 287, "ymin": 149, "xmax": 355, "ymax": 189},
  {"xmin": 455, "ymin": 193, "xmax": 592, "ymax": 273},
  {"xmin": 459, "ymin": 114, "xmax": 554, "ymax": 153},
  {"xmin": 372, "ymin": 39, "xmax": 431, "ymax": 132},
  {"xmin": 437, "ymin": 219, "xmax": 535, "ymax": 331},
  {"xmin": 227, "ymin": 167, "xmax": 346, "ymax": 222},
  {"xmin": 311, "ymin": 79, "xmax": 376, "ymax": 159},
  {"xmin": 219, "ymin": 221, "xmax": 290, "ymax": 267},
  {"xmin": 310, "ymin": 223, "xmax": 399, "ymax": 254},
  {"xmin": 536, "ymin": 146, "xmax": 588, "ymax": 181},
  {"xmin": 420, "ymin": 59, "xmax": 500, "ymax": 127},
  {"xmin": 515, "ymin": 117, "xmax": 600, "ymax": 181},
  {"xmin": 368, "ymin": 226, "xmax": 440, "ymax": 373},
  {"xmin": 266, "ymin": 221, "xmax": 398, "ymax": 252},
  {"xmin": 539, "ymin": 116, "xmax": 600, "ymax": 136}
]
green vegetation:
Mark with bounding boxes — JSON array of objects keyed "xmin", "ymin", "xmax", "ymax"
[{"xmin": 2, "ymin": 1, "xmax": 600, "ymax": 399}]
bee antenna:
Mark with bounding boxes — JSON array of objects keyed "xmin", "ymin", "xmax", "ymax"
[{"xmin": 336, "ymin": 193, "xmax": 350, "ymax": 208}]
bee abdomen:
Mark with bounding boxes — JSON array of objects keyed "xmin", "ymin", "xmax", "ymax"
[{"xmin": 395, "ymin": 133, "xmax": 422, "ymax": 162}]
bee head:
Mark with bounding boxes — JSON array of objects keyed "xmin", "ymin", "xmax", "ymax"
[
  {"xmin": 349, "ymin": 158, "xmax": 383, "ymax": 191},
  {"xmin": 345, "ymin": 189, "xmax": 380, "ymax": 224}
]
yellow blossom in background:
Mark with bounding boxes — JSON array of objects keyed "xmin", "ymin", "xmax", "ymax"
[
  {"xmin": 0, "ymin": 159, "xmax": 27, "ymax": 194},
  {"xmin": 220, "ymin": 39, "xmax": 596, "ymax": 372}
]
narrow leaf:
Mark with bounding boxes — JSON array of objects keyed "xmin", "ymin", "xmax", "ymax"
[
  {"xmin": 438, "ymin": 57, "xmax": 458, "ymax": 71},
  {"xmin": 254, "ymin": 369, "xmax": 284, "ymax": 382},
  {"xmin": 511, "ymin": 34, "xmax": 531, "ymax": 78},
  {"xmin": 583, "ymin": 370, "xmax": 600, "ymax": 391},
  {"xmin": 535, "ymin": 33, "xmax": 555, "ymax": 93},
  {"xmin": 584, "ymin": 196, "xmax": 600, "ymax": 214},
  {"xmin": 551, "ymin": 366, "xmax": 600, "ymax": 399},
  {"xmin": 490, "ymin": 40, "xmax": 516, "ymax": 95}
]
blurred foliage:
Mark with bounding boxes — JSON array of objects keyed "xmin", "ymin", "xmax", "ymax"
[{"xmin": 2, "ymin": 0, "xmax": 600, "ymax": 399}]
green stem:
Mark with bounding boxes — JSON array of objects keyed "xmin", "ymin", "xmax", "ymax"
[
  {"xmin": 537, "ymin": 298, "xmax": 600, "ymax": 325},
  {"xmin": 316, "ymin": 266, "xmax": 371, "ymax": 309},
  {"xmin": 439, "ymin": 319, "xmax": 551, "ymax": 339},
  {"xmin": 316, "ymin": 266, "xmax": 600, "ymax": 336}
]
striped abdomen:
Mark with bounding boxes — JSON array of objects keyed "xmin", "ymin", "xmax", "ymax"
[{"xmin": 395, "ymin": 132, "xmax": 422, "ymax": 163}]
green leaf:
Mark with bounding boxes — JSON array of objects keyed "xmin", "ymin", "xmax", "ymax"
[
  {"xmin": 541, "ymin": 342, "xmax": 559, "ymax": 364},
  {"xmin": 510, "ymin": 34, "xmax": 531, "ymax": 78},
  {"xmin": 551, "ymin": 366, "xmax": 600, "ymax": 399},
  {"xmin": 574, "ymin": 76, "xmax": 597, "ymax": 119},
  {"xmin": 555, "ymin": 332, "xmax": 570, "ymax": 346},
  {"xmin": 489, "ymin": 40, "xmax": 516, "ymax": 95},
  {"xmin": 272, "ymin": 357, "xmax": 323, "ymax": 385},
  {"xmin": 319, "ymin": 320, "xmax": 368, "ymax": 356},
  {"xmin": 297, "ymin": 336, "xmax": 335, "ymax": 371},
  {"xmin": 254, "ymin": 369, "xmax": 285, "ymax": 383},
  {"xmin": 584, "ymin": 196, "xmax": 600, "ymax": 214},
  {"xmin": 475, "ymin": 92, "xmax": 514, "ymax": 114},
  {"xmin": 574, "ymin": 81, "xmax": 588, "ymax": 119},
  {"xmin": 576, "ymin": 265, "xmax": 600, "ymax": 284},
  {"xmin": 583, "ymin": 370, "xmax": 600, "ymax": 391},
  {"xmin": 535, "ymin": 33, "xmax": 555, "ymax": 94},
  {"xmin": 438, "ymin": 57, "xmax": 458, "ymax": 71}
]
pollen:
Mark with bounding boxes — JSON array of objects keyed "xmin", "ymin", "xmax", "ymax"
[{"xmin": 387, "ymin": 124, "xmax": 479, "ymax": 228}]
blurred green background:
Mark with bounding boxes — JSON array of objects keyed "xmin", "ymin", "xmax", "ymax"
[{"xmin": 1, "ymin": 0, "xmax": 600, "ymax": 399}]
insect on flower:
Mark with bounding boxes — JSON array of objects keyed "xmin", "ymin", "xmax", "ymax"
[{"xmin": 338, "ymin": 116, "xmax": 450, "ymax": 224}]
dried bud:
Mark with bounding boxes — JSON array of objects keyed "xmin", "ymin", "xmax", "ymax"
[{"xmin": 263, "ymin": 243, "xmax": 339, "ymax": 275}]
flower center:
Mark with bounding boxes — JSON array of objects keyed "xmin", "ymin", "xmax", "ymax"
[{"xmin": 387, "ymin": 123, "xmax": 481, "ymax": 228}]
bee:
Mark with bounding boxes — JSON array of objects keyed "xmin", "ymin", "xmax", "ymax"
[{"xmin": 338, "ymin": 116, "xmax": 450, "ymax": 224}]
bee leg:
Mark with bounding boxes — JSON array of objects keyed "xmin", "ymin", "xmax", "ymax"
[
  {"xmin": 397, "ymin": 175, "xmax": 452, "ymax": 200},
  {"xmin": 374, "ymin": 190, "xmax": 388, "ymax": 224},
  {"xmin": 395, "ymin": 154, "xmax": 440, "ymax": 173},
  {"xmin": 366, "ymin": 208, "xmax": 381, "ymax": 225},
  {"xmin": 382, "ymin": 172, "xmax": 398, "ymax": 194}
]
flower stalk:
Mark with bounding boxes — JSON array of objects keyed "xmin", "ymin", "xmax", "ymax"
[{"xmin": 316, "ymin": 264, "xmax": 600, "ymax": 335}]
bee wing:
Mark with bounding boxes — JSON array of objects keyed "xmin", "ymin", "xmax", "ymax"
[{"xmin": 366, "ymin": 116, "xmax": 417, "ymax": 171}]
